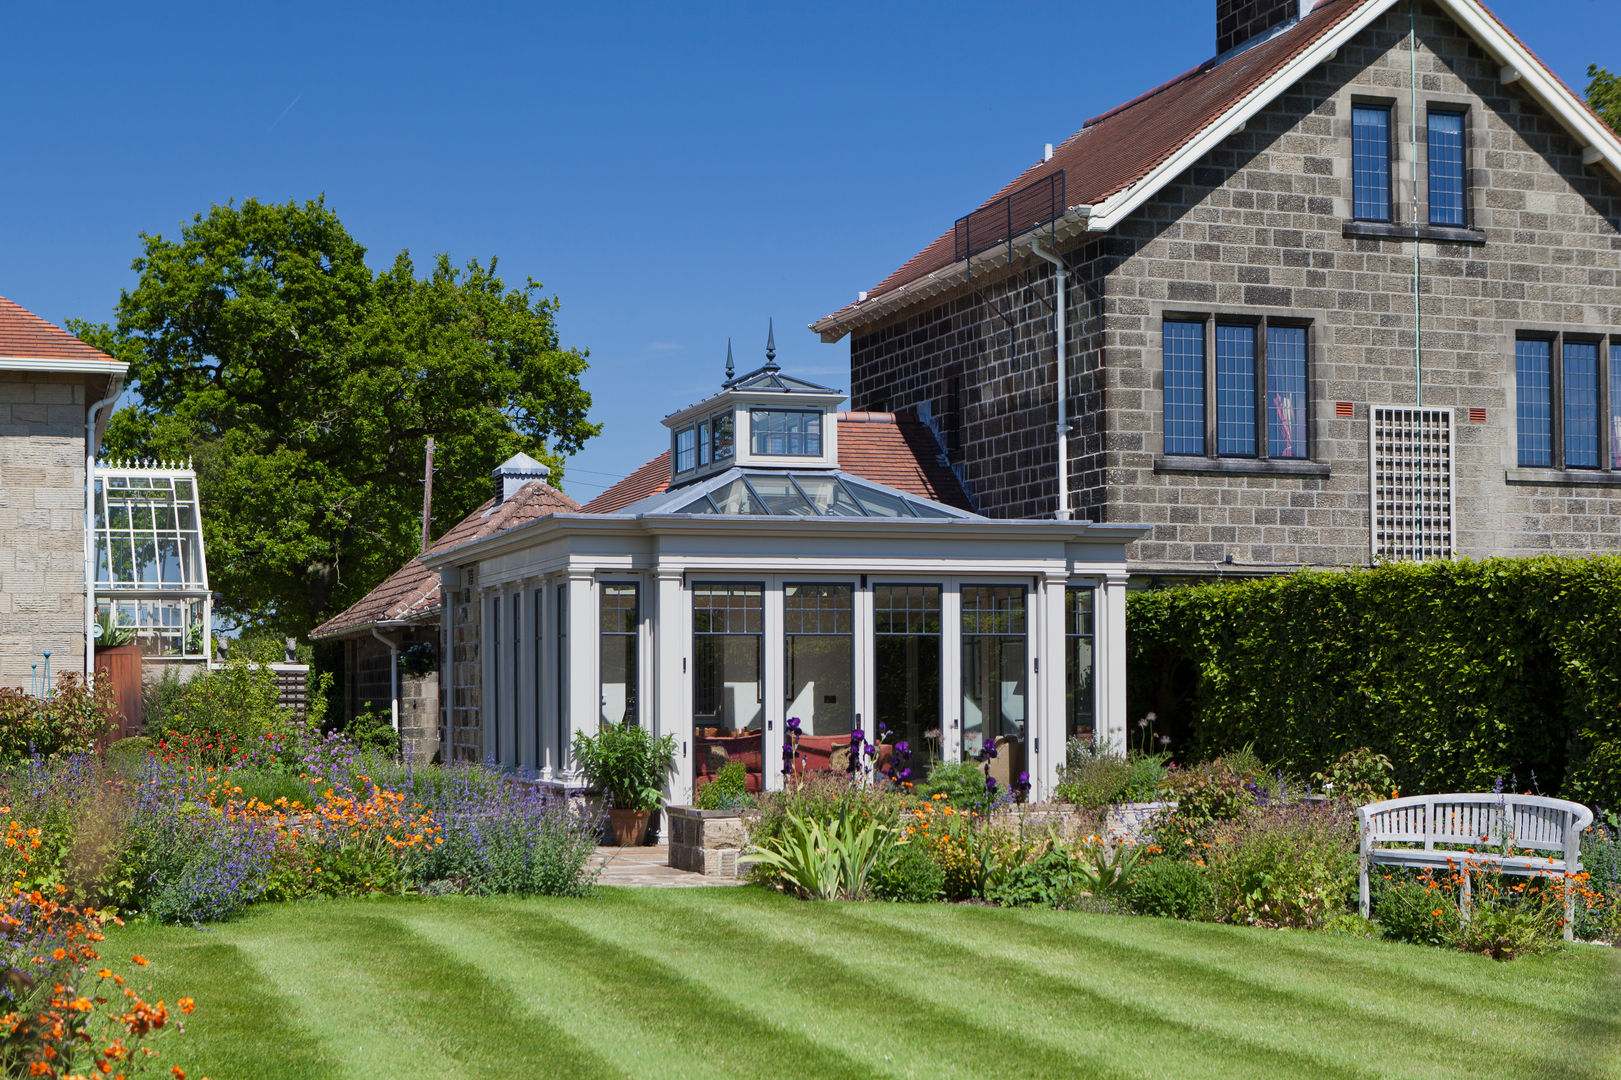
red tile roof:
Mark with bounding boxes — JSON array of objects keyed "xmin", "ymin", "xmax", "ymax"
[
  {"xmin": 0, "ymin": 296, "xmax": 123, "ymax": 367},
  {"xmin": 311, "ymin": 480, "xmax": 581, "ymax": 639},
  {"xmin": 818, "ymin": 0, "xmax": 1368, "ymax": 325},
  {"xmin": 581, "ymin": 411, "xmax": 971, "ymax": 514}
]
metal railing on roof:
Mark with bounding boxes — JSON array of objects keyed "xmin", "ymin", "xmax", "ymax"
[{"xmin": 953, "ymin": 170, "xmax": 1066, "ymax": 277}]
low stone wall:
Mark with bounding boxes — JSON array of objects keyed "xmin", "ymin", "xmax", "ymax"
[
  {"xmin": 667, "ymin": 808, "xmax": 748, "ymax": 877},
  {"xmin": 990, "ymin": 801, "xmax": 1176, "ymax": 843}
]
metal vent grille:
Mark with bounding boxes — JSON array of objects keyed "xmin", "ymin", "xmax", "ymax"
[{"xmin": 1370, "ymin": 406, "xmax": 1454, "ymax": 562}]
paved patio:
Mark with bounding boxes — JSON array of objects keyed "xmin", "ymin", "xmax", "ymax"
[{"xmin": 590, "ymin": 844, "xmax": 744, "ymax": 887}]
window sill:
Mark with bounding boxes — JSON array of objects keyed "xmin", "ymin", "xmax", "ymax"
[
  {"xmin": 1343, "ymin": 221, "xmax": 1486, "ymax": 245},
  {"xmin": 1154, "ymin": 456, "xmax": 1331, "ymax": 478},
  {"xmin": 1504, "ymin": 467, "xmax": 1621, "ymax": 486}
]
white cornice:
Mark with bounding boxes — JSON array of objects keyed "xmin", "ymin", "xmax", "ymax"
[{"xmin": 0, "ymin": 355, "xmax": 126, "ymax": 376}]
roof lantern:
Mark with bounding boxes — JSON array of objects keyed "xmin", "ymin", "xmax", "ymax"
[
  {"xmin": 663, "ymin": 322, "xmax": 846, "ymax": 485},
  {"xmin": 492, "ymin": 451, "xmax": 550, "ymax": 505}
]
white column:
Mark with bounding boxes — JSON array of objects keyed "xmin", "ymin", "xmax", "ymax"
[
  {"xmin": 855, "ymin": 579, "xmax": 875, "ymax": 744},
  {"xmin": 941, "ymin": 581, "xmax": 962, "ymax": 764},
  {"xmin": 517, "ymin": 582, "xmax": 535, "ymax": 772},
  {"xmin": 1038, "ymin": 574, "xmax": 1068, "ymax": 801},
  {"xmin": 563, "ymin": 573, "xmax": 596, "ymax": 776},
  {"xmin": 653, "ymin": 569, "xmax": 691, "ymax": 804},
  {"xmin": 761, "ymin": 579, "xmax": 785, "ymax": 792},
  {"xmin": 480, "ymin": 590, "xmax": 496, "ymax": 764},
  {"xmin": 1099, "ymin": 573, "xmax": 1129, "ymax": 756}
]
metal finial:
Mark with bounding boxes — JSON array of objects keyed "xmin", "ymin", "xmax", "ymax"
[
  {"xmin": 765, "ymin": 318, "xmax": 777, "ymax": 368},
  {"xmin": 725, "ymin": 338, "xmax": 734, "ymax": 383}
]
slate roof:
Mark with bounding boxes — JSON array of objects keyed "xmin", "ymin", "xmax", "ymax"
[
  {"xmin": 0, "ymin": 296, "xmax": 124, "ymax": 368},
  {"xmin": 581, "ymin": 411, "xmax": 971, "ymax": 514},
  {"xmin": 310, "ymin": 480, "xmax": 581, "ymax": 640},
  {"xmin": 815, "ymin": 0, "xmax": 1368, "ymax": 327}
]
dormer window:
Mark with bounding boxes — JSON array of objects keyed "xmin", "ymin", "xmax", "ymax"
[
  {"xmin": 712, "ymin": 414, "xmax": 734, "ymax": 461},
  {"xmin": 675, "ymin": 426, "xmax": 698, "ymax": 472},
  {"xmin": 751, "ymin": 409, "xmax": 822, "ymax": 457}
]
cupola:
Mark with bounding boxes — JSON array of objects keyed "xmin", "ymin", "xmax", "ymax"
[
  {"xmin": 492, "ymin": 451, "xmax": 550, "ymax": 504},
  {"xmin": 662, "ymin": 321, "xmax": 846, "ymax": 485}
]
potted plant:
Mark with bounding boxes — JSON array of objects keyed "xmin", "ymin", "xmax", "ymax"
[{"xmin": 572, "ymin": 721, "xmax": 677, "ymax": 845}]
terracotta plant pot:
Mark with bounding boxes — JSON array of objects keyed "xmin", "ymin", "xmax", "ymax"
[{"xmin": 606, "ymin": 807, "xmax": 652, "ymax": 846}]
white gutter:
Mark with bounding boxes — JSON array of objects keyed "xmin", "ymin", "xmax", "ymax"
[
  {"xmin": 371, "ymin": 624, "xmax": 402, "ymax": 732},
  {"xmin": 1030, "ymin": 238, "xmax": 1072, "ymax": 520},
  {"xmin": 83, "ymin": 377, "xmax": 124, "ymax": 677}
]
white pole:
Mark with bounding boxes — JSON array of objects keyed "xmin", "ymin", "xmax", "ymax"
[{"xmin": 1031, "ymin": 240, "xmax": 1072, "ymax": 520}]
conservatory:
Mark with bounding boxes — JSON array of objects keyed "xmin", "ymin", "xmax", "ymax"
[
  {"xmin": 423, "ymin": 348, "xmax": 1144, "ymax": 803},
  {"xmin": 91, "ymin": 460, "xmax": 212, "ymax": 663}
]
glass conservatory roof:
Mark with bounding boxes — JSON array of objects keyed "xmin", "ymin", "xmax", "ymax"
[
  {"xmin": 92, "ymin": 466, "xmax": 209, "ymax": 592},
  {"xmin": 618, "ymin": 469, "xmax": 974, "ymax": 520}
]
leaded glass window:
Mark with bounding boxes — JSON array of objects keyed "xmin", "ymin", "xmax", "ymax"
[
  {"xmin": 1563, "ymin": 340, "xmax": 1599, "ymax": 469},
  {"xmin": 750, "ymin": 409, "xmax": 821, "ymax": 456},
  {"xmin": 1428, "ymin": 109, "xmax": 1466, "ymax": 227},
  {"xmin": 1163, "ymin": 320, "xmax": 1205, "ymax": 455},
  {"xmin": 1516, "ymin": 338, "xmax": 1553, "ymax": 468},
  {"xmin": 1267, "ymin": 325, "xmax": 1308, "ymax": 459},
  {"xmin": 1216, "ymin": 323, "xmax": 1257, "ymax": 457},
  {"xmin": 1353, "ymin": 104, "xmax": 1392, "ymax": 222}
]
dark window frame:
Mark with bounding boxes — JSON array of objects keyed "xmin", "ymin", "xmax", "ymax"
[
  {"xmin": 1351, "ymin": 100, "xmax": 1395, "ymax": 224},
  {"xmin": 749, "ymin": 408, "xmax": 824, "ymax": 457},
  {"xmin": 1515, "ymin": 331, "xmax": 1619, "ymax": 471},
  {"xmin": 1161, "ymin": 314, "xmax": 1314, "ymax": 462}
]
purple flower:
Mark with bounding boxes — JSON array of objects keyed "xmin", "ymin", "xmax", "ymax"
[
  {"xmin": 894, "ymin": 741, "xmax": 910, "ymax": 758},
  {"xmin": 984, "ymin": 775, "xmax": 998, "ymax": 796},
  {"xmin": 980, "ymin": 736, "xmax": 998, "ymax": 761}
]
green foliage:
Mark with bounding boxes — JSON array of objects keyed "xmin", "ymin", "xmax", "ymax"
[
  {"xmin": 1575, "ymin": 823, "xmax": 1621, "ymax": 942},
  {"xmin": 869, "ymin": 838, "xmax": 945, "ymax": 903},
  {"xmin": 912, "ymin": 760, "xmax": 991, "ymax": 811},
  {"xmin": 1311, "ymin": 747, "xmax": 1396, "ymax": 804},
  {"xmin": 571, "ymin": 722, "xmax": 676, "ymax": 812},
  {"xmin": 1154, "ymin": 754, "xmax": 1262, "ymax": 853},
  {"xmin": 345, "ymin": 707, "xmax": 401, "ymax": 758},
  {"xmin": 695, "ymin": 760, "xmax": 750, "ymax": 811},
  {"xmin": 1202, "ymin": 803, "xmax": 1357, "ymax": 929},
  {"xmin": 750, "ymin": 771, "xmax": 902, "ymax": 855},
  {"xmin": 80, "ymin": 196, "xmax": 598, "ymax": 635},
  {"xmin": 0, "ymin": 674, "xmax": 118, "ymax": 762},
  {"xmin": 149, "ymin": 661, "xmax": 292, "ymax": 751},
  {"xmin": 103, "ymin": 737, "xmax": 155, "ymax": 777},
  {"xmin": 986, "ymin": 846, "xmax": 1086, "ymax": 908},
  {"xmin": 228, "ymin": 632, "xmax": 309, "ymax": 665},
  {"xmin": 742, "ymin": 806, "xmax": 894, "ymax": 900},
  {"xmin": 1055, "ymin": 739, "xmax": 1167, "ymax": 809},
  {"xmin": 1127, "ymin": 857, "xmax": 1214, "ymax": 920},
  {"xmin": 93, "ymin": 608, "xmax": 135, "ymax": 648},
  {"xmin": 1588, "ymin": 65, "xmax": 1621, "ymax": 136},
  {"xmin": 1127, "ymin": 557, "xmax": 1621, "ymax": 809}
]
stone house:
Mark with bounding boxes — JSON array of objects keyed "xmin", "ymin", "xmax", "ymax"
[
  {"xmin": 812, "ymin": 0, "xmax": 1621, "ymax": 578},
  {"xmin": 0, "ymin": 297, "xmax": 126, "ymax": 686}
]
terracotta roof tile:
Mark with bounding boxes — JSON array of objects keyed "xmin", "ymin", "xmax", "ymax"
[
  {"xmin": 581, "ymin": 412, "xmax": 971, "ymax": 514},
  {"xmin": 0, "ymin": 295, "xmax": 123, "ymax": 367},
  {"xmin": 311, "ymin": 480, "xmax": 580, "ymax": 639},
  {"xmin": 819, "ymin": 0, "xmax": 1368, "ymax": 324}
]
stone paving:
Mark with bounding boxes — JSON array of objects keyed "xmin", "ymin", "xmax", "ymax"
[{"xmin": 590, "ymin": 845, "xmax": 744, "ymax": 888}]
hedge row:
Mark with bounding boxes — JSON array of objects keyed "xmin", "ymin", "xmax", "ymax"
[{"xmin": 1126, "ymin": 556, "xmax": 1621, "ymax": 812}]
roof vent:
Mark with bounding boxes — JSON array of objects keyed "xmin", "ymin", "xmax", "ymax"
[{"xmin": 492, "ymin": 452, "xmax": 550, "ymax": 505}]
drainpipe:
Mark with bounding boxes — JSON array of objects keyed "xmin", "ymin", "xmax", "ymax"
[
  {"xmin": 83, "ymin": 377, "xmax": 124, "ymax": 678},
  {"xmin": 371, "ymin": 624, "xmax": 401, "ymax": 731},
  {"xmin": 1030, "ymin": 239, "xmax": 1072, "ymax": 520}
]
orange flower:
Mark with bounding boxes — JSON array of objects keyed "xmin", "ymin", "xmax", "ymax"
[
  {"xmin": 177, "ymin": 997, "xmax": 195, "ymax": 1015},
  {"xmin": 171, "ymin": 1067, "xmax": 186, "ymax": 1079},
  {"xmin": 130, "ymin": 955, "xmax": 149, "ymax": 967}
]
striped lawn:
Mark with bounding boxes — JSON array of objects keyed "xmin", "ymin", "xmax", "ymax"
[{"xmin": 110, "ymin": 888, "xmax": 1620, "ymax": 1080}]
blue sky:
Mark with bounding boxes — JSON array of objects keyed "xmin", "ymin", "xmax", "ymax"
[{"xmin": 2, "ymin": 0, "xmax": 1616, "ymax": 503}]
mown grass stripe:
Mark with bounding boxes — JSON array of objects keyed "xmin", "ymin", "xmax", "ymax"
[
  {"xmin": 234, "ymin": 906, "xmax": 622, "ymax": 1079},
  {"xmin": 393, "ymin": 898, "xmax": 886, "ymax": 1080},
  {"xmin": 534, "ymin": 889, "xmax": 1131, "ymax": 1080},
  {"xmin": 109, "ymin": 929, "xmax": 338, "ymax": 1080}
]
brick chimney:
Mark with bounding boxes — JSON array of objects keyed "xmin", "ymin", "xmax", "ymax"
[{"xmin": 1217, "ymin": 0, "xmax": 1306, "ymax": 56}]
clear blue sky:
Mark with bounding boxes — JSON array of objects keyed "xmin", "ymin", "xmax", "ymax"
[{"xmin": 2, "ymin": 0, "xmax": 1615, "ymax": 502}]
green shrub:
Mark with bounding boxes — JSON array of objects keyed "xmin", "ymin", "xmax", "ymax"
[
  {"xmin": 103, "ymin": 736, "xmax": 154, "ymax": 777},
  {"xmin": 1154, "ymin": 754, "xmax": 1262, "ymax": 854},
  {"xmin": 1055, "ymin": 740, "xmax": 1167, "ymax": 809},
  {"xmin": 986, "ymin": 847, "xmax": 1085, "ymax": 908},
  {"xmin": 1203, "ymin": 802, "xmax": 1357, "ymax": 929},
  {"xmin": 912, "ymin": 760, "xmax": 989, "ymax": 811},
  {"xmin": 571, "ymin": 722, "xmax": 676, "ymax": 812},
  {"xmin": 1127, "ymin": 556, "xmax": 1621, "ymax": 805},
  {"xmin": 696, "ymin": 760, "xmax": 750, "ymax": 811},
  {"xmin": 344, "ymin": 706, "xmax": 401, "ymax": 758},
  {"xmin": 1128, "ymin": 857, "xmax": 1214, "ymax": 920},
  {"xmin": 870, "ymin": 838, "xmax": 945, "ymax": 903},
  {"xmin": 1310, "ymin": 747, "xmax": 1397, "ymax": 804},
  {"xmin": 150, "ymin": 661, "xmax": 292, "ymax": 749},
  {"xmin": 750, "ymin": 771, "xmax": 901, "ymax": 856},
  {"xmin": 1575, "ymin": 821, "xmax": 1621, "ymax": 942},
  {"xmin": 0, "ymin": 675, "xmax": 118, "ymax": 762},
  {"xmin": 743, "ymin": 806, "xmax": 893, "ymax": 900}
]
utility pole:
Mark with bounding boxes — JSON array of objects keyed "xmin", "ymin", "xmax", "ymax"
[{"xmin": 420, "ymin": 436, "xmax": 435, "ymax": 555}]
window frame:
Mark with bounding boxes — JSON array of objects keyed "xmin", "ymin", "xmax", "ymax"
[
  {"xmin": 1514, "ymin": 330, "xmax": 1619, "ymax": 472},
  {"xmin": 1161, "ymin": 314, "xmax": 1314, "ymax": 462},
  {"xmin": 673, "ymin": 425, "xmax": 698, "ymax": 473},
  {"xmin": 1351, "ymin": 100, "xmax": 1395, "ymax": 224},
  {"xmin": 1426, "ymin": 105, "xmax": 1468, "ymax": 228},
  {"xmin": 749, "ymin": 408, "xmax": 824, "ymax": 458}
]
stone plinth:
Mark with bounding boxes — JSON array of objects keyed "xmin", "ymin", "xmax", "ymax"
[{"xmin": 667, "ymin": 807, "xmax": 746, "ymax": 878}]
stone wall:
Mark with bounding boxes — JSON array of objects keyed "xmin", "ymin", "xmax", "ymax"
[
  {"xmin": 0, "ymin": 374, "xmax": 88, "ymax": 686},
  {"xmin": 849, "ymin": 0, "xmax": 1621, "ymax": 573}
]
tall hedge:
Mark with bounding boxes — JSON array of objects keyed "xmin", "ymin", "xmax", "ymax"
[{"xmin": 1126, "ymin": 556, "xmax": 1621, "ymax": 810}]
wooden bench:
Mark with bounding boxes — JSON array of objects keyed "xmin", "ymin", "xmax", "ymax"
[{"xmin": 1357, "ymin": 793, "xmax": 1593, "ymax": 940}]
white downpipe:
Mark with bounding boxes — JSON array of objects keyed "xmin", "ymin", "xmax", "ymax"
[
  {"xmin": 83, "ymin": 379, "xmax": 123, "ymax": 678},
  {"xmin": 1031, "ymin": 239, "xmax": 1072, "ymax": 520},
  {"xmin": 371, "ymin": 626, "xmax": 400, "ymax": 731}
]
